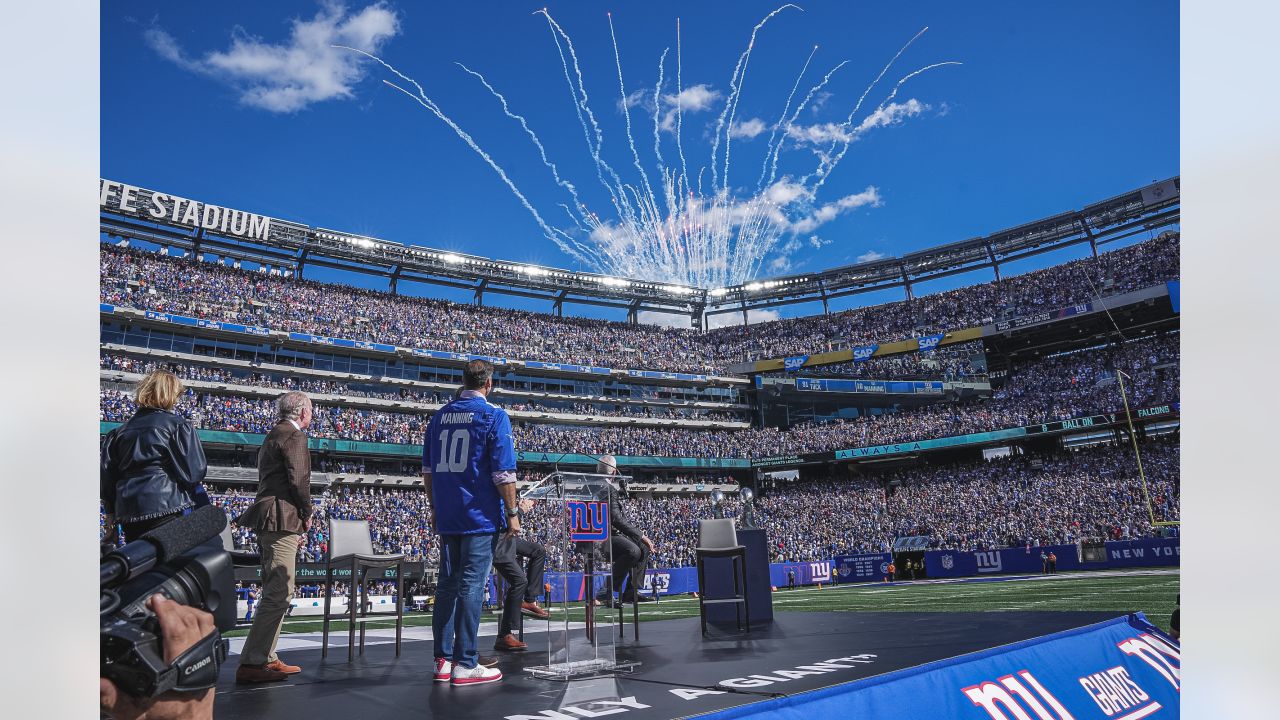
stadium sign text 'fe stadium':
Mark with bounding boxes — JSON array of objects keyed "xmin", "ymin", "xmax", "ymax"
[{"xmin": 100, "ymin": 180, "xmax": 271, "ymax": 241}]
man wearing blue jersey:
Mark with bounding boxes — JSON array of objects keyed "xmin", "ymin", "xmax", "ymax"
[{"xmin": 423, "ymin": 360, "xmax": 519, "ymax": 687}]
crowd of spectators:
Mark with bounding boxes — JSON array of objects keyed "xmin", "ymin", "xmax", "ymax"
[
  {"xmin": 763, "ymin": 342, "xmax": 985, "ymax": 381},
  {"xmin": 703, "ymin": 234, "xmax": 1180, "ymax": 363},
  {"xmin": 100, "ymin": 233, "xmax": 1178, "ymax": 374},
  {"xmin": 754, "ymin": 438, "xmax": 1180, "ymax": 562},
  {"xmin": 100, "ymin": 331, "xmax": 1178, "ymax": 457},
  {"xmin": 110, "ymin": 438, "xmax": 1176, "ymax": 571},
  {"xmin": 101, "ymin": 353, "xmax": 742, "ymax": 423}
]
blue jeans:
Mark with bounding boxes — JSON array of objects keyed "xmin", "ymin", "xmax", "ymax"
[{"xmin": 433, "ymin": 533, "xmax": 499, "ymax": 669}]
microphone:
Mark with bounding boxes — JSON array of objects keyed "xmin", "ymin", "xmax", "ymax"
[{"xmin": 100, "ymin": 506, "xmax": 228, "ymax": 588}]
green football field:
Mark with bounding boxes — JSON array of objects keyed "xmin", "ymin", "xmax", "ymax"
[{"xmin": 229, "ymin": 568, "xmax": 1178, "ymax": 638}]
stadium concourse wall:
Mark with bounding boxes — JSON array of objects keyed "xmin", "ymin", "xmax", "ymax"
[{"xmin": 541, "ymin": 538, "xmax": 1180, "ymax": 602}]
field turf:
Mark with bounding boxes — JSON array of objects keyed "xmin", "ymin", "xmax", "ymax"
[{"xmin": 227, "ymin": 568, "xmax": 1178, "ymax": 638}]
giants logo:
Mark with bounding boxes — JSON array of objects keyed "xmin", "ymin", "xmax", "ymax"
[
  {"xmin": 567, "ymin": 500, "xmax": 609, "ymax": 542},
  {"xmin": 963, "ymin": 670, "xmax": 1075, "ymax": 720},
  {"xmin": 976, "ymin": 551, "xmax": 1003, "ymax": 573},
  {"xmin": 809, "ymin": 561, "xmax": 831, "ymax": 582},
  {"xmin": 1117, "ymin": 634, "xmax": 1180, "ymax": 692}
]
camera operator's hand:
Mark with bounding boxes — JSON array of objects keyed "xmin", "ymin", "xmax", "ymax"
[{"xmin": 101, "ymin": 595, "xmax": 216, "ymax": 720}]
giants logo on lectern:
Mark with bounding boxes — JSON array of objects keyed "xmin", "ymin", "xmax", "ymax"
[
  {"xmin": 567, "ymin": 500, "xmax": 609, "ymax": 541},
  {"xmin": 963, "ymin": 670, "xmax": 1075, "ymax": 720}
]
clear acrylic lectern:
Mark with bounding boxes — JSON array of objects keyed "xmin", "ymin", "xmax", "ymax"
[{"xmin": 523, "ymin": 472, "xmax": 640, "ymax": 680}]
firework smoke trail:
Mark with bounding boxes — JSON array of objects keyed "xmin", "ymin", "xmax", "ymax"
[
  {"xmin": 809, "ymin": 60, "xmax": 961, "ymax": 194},
  {"xmin": 674, "ymin": 18, "xmax": 691, "ymax": 197},
  {"xmin": 337, "ymin": 47, "xmax": 578, "ymax": 262},
  {"xmin": 652, "ymin": 49, "xmax": 669, "ymax": 182},
  {"xmin": 607, "ymin": 12, "xmax": 659, "ymax": 216},
  {"xmin": 766, "ymin": 59, "xmax": 848, "ymax": 188},
  {"xmin": 456, "ymin": 62, "xmax": 588, "ymax": 233},
  {"xmin": 803, "ymin": 27, "xmax": 931, "ymax": 189},
  {"xmin": 758, "ymin": 44, "xmax": 818, "ymax": 191},
  {"xmin": 345, "ymin": 9, "xmax": 955, "ymax": 289},
  {"xmin": 537, "ymin": 10, "xmax": 637, "ymax": 230},
  {"xmin": 711, "ymin": 3, "xmax": 801, "ymax": 192}
]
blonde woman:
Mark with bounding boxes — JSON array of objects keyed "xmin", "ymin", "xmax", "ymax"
[{"xmin": 101, "ymin": 369, "xmax": 209, "ymax": 543}]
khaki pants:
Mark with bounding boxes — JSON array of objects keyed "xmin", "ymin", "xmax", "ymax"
[{"xmin": 240, "ymin": 531, "xmax": 300, "ymax": 666}]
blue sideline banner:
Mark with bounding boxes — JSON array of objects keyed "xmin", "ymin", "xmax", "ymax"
[
  {"xmin": 1167, "ymin": 280, "xmax": 1179, "ymax": 313},
  {"xmin": 1105, "ymin": 538, "xmax": 1181, "ymax": 567},
  {"xmin": 925, "ymin": 539, "xmax": 1179, "ymax": 578},
  {"xmin": 696, "ymin": 614, "xmax": 1180, "ymax": 720},
  {"xmin": 542, "ymin": 539, "xmax": 1180, "ymax": 602}
]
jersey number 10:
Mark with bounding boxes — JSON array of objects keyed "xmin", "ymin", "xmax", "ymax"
[{"xmin": 435, "ymin": 429, "xmax": 471, "ymax": 473}]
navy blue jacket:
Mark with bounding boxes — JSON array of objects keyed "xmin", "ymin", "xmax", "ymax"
[{"xmin": 101, "ymin": 408, "xmax": 209, "ymax": 523}]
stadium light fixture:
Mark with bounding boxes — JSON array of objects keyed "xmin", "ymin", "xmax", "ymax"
[
  {"xmin": 440, "ymin": 253, "xmax": 464, "ymax": 264},
  {"xmin": 744, "ymin": 282, "xmax": 763, "ymax": 292}
]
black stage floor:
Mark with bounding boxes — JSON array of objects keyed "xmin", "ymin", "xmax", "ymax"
[{"xmin": 213, "ymin": 611, "xmax": 1118, "ymax": 720}]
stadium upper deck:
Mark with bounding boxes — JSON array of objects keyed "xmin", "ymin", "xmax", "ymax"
[
  {"xmin": 98, "ymin": 176, "xmax": 1180, "ymax": 328},
  {"xmin": 99, "ymin": 232, "xmax": 1178, "ymax": 376}
]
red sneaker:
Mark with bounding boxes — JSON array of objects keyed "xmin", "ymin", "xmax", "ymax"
[{"xmin": 433, "ymin": 657, "xmax": 453, "ymax": 682}]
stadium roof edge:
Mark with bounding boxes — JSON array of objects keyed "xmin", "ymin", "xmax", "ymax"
[{"xmin": 98, "ymin": 176, "xmax": 1178, "ymax": 325}]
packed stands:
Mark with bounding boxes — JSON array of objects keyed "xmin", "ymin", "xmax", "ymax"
[
  {"xmin": 99, "ymin": 233, "xmax": 1178, "ymax": 373},
  {"xmin": 105, "ymin": 439, "xmax": 1176, "ymax": 570}
]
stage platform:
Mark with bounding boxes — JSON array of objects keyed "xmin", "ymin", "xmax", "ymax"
[{"xmin": 212, "ymin": 610, "xmax": 1120, "ymax": 720}]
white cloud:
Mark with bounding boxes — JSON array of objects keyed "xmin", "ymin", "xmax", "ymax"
[
  {"xmin": 767, "ymin": 255, "xmax": 792, "ymax": 273},
  {"xmin": 809, "ymin": 235, "xmax": 832, "ymax": 249},
  {"xmin": 857, "ymin": 250, "xmax": 886, "ymax": 263},
  {"xmin": 636, "ymin": 310, "xmax": 692, "ymax": 329},
  {"xmin": 659, "ymin": 84, "xmax": 721, "ymax": 130},
  {"xmin": 789, "ymin": 186, "xmax": 882, "ymax": 234},
  {"xmin": 786, "ymin": 99, "xmax": 927, "ymax": 146},
  {"xmin": 729, "ymin": 117, "xmax": 768, "ymax": 139},
  {"xmin": 619, "ymin": 88, "xmax": 649, "ymax": 111},
  {"xmin": 707, "ymin": 309, "xmax": 780, "ymax": 329},
  {"xmin": 763, "ymin": 179, "xmax": 811, "ymax": 206},
  {"xmin": 144, "ymin": 2, "xmax": 401, "ymax": 113},
  {"xmin": 637, "ymin": 308, "xmax": 779, "ymax": 329}
]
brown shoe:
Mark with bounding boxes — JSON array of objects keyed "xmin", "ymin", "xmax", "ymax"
[
  {"xmin": 494, "ymin": 634, "xmax": 528, "ymax": 652},
  {"xmin": 265, "ymin": 658, "xmax": 301, "ymax": 675},
  {"xmin": 236, "ymin": 664, "xmax": 289, "ymax": 684},
  {"xmin": 521, "ymin": 601, "xmax": 550, "ymax": 619},
  {"xmin": 479, "ymin": 655, "xmax": 500, "ymax": 667}
]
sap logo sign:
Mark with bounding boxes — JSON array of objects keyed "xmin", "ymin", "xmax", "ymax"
[
  {"xmin": 642, "ymin": 573, "xmax": 671, "ymax": 592},
  {"xmin": 963, "ymin": 670, "xmax": 1073, "ymax": 720},
  {"xmin": 975, "ymin": 551, "xmax": 1003, "ymax": 573},
  {"xmin": 918, "ymin": 334, "xmax": 943, "ymax": 352},
  {"xmin": 784, "ymin": 355, "xmax": 809, "ymax": 371},
  {"xmin": 809, "ymin": 561, "xmax": 831, "ymax": 582},
  {"xmin": 852, "ymin": 345, "xmax": 878, "ymax": 362},
  {"xmin": 566, "ymin": 501, "xmax": 608, "ymax": 542}
]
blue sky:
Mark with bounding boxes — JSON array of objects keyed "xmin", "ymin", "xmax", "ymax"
[{"xmin": 101, "ymin": 1, "xmax": 1178, "ymax": 324}]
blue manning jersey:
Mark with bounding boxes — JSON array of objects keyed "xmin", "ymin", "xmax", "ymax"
[{"xmin": 423, "ymin": 394, "xmax": 517, "ymax": 535}]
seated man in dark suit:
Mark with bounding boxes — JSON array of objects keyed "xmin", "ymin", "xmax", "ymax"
[{"xmin": 593, "ymin": 456, "xmax": 656, "ymax": 608}]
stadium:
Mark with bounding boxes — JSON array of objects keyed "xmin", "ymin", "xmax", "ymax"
[{"xmin": 99, "ymin": 173, "xmax": 1180, "ymax": 718}]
